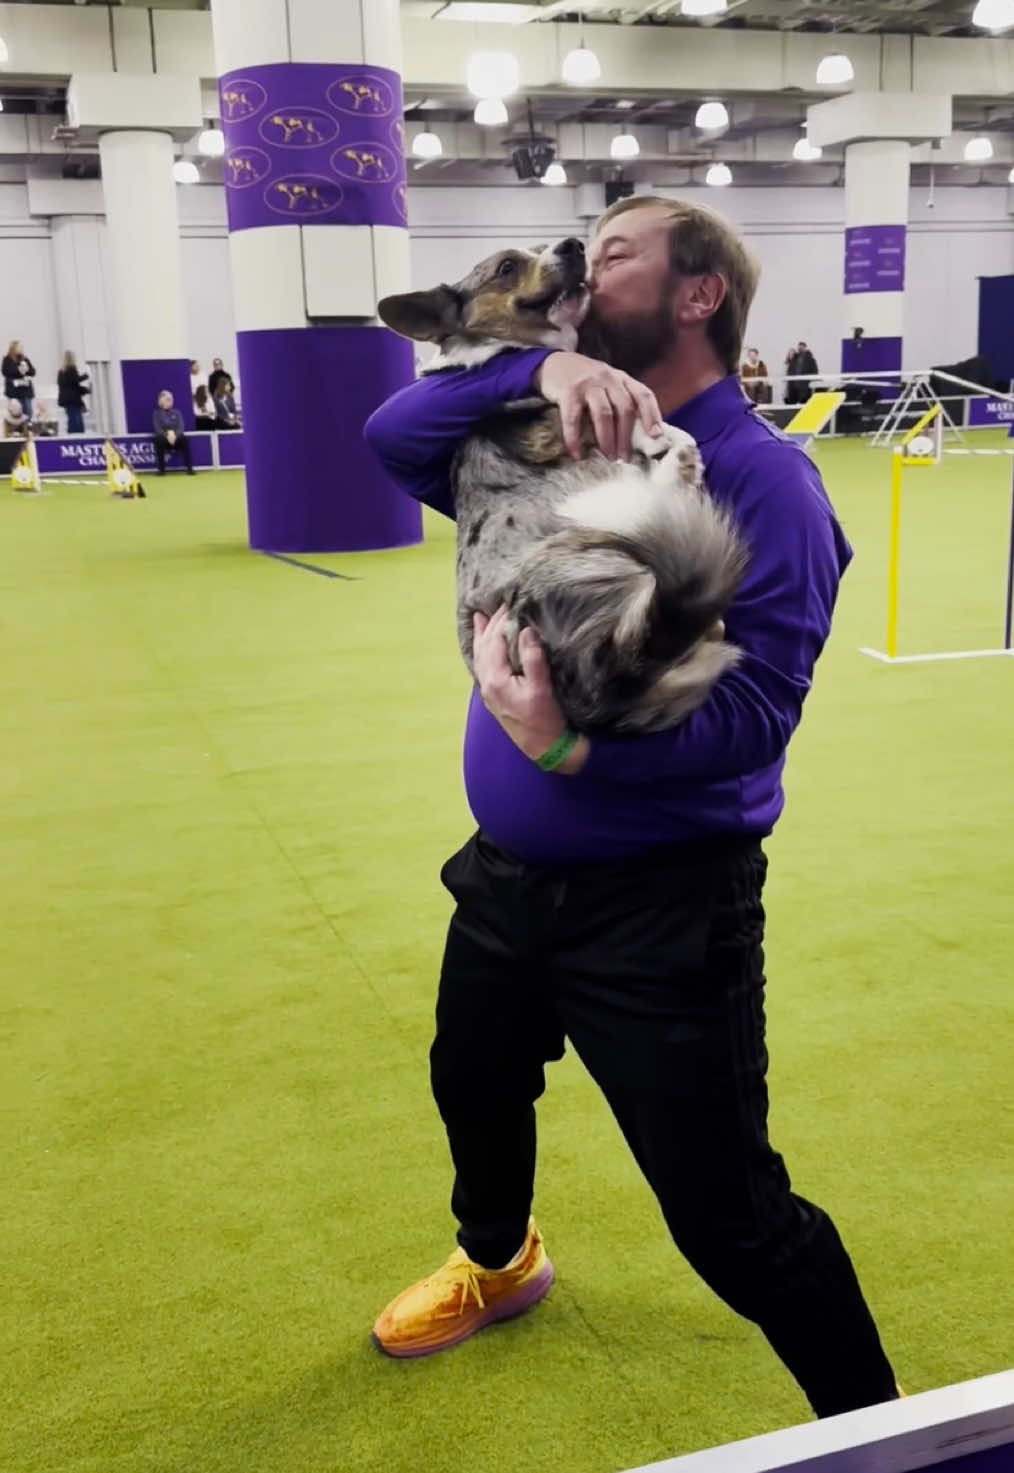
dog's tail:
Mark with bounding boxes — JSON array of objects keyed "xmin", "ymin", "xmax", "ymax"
[
  {"xmin": 557, "ymin": 466, "xmax": 747, "ymax": 656},
  {"xmin": 505, "ymin": 466, "xmax": 747, "ymax": 731}
]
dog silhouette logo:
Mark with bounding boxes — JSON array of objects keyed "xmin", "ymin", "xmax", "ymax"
[
  {"xmin": 259, "ymin": 108, "xmax": 339, "ymax": 148},
  {"xmin": 327, "ymin": 74, "xmax": 395, "ymax": 117},
  {"xmin": 220, "ymin": 77, "xmax": 267, "ymax": 121},
  {"xmin": 392, "ymin": 182, "xmax": 407, "ymax": 221},
  {"xmin": 389, "ymin": 118, "xmax": 405, "ymax": 152},
  {"xmin": 332, "ymin": 142, "xmax": 399, "ymax": 183},
  {"xmin": 264, "ymin": 175, "xmax": 343, "ymax": 217},
  {"xmin": 225, "ymin": 147, "xmax": 271, "ymax": 188}
]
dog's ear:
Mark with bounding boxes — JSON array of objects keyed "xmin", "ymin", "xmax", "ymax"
[{"xmin": 377, "ymin": 286, "xmax": 462, "ymax": 342}]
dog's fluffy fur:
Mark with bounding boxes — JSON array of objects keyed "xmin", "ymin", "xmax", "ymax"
[{"xmin": 378, "ymin": 239, "xmax": 747, "ymax": 735}]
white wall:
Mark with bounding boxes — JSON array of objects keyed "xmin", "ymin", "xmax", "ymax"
[{"xmin": 0, "ymin": 178, "xmax": 1010, "ymax": 425}]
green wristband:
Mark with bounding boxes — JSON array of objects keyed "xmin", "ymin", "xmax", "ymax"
[{"xmin": 535, "ymin": 729, "xmax": 580, "ymax": 773}]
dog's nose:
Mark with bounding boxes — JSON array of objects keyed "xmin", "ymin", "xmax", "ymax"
[{"xmin": 556, "ymin": 237, "xmax": 585, "ymax": 259}]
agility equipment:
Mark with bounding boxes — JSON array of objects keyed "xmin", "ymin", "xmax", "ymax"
[
  {"xmin": 9, "ymin": 438, "xmax": 41, "ymax": 494},
  {"xmin": 105, "ymin": 440, "xmax": 146, "ymax": 499},
  {"xmin": 781, "ymin": 391, "xmax": 845, "ymax": 449}
]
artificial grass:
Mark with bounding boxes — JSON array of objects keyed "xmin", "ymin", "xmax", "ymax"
[{"xmin": 2, "ymin": 444, "xmax": 1012, "ymax": 1473}]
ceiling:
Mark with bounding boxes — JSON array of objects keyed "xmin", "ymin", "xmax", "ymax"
[{"xmin": 410, "ymin": 0, "xmax": 995, "ymax": 35}]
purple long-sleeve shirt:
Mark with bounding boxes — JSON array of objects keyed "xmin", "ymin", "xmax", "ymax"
[{"xmin": 364, "ymin": 349, "xmax": 852, "ymax": 865}]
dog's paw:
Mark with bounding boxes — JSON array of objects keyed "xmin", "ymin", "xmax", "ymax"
[{"xmin": 631, "ymin": 422, "xmax": 703, "ymax": 489}]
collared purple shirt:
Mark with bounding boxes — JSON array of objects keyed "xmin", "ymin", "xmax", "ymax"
[{"xmin": 365, "ymin": 350, "xmax": 852, "ymax": 865}]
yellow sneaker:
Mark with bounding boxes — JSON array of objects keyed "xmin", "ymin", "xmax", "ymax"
[{"xmin": 372, "ymin": 1218, "xmax": 554, "ymax": 1358}]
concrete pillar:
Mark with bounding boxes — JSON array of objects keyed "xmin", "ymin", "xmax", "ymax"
[
  {"xmin": 209, "ymin": 0, "xmax": 420, "ymax": 553},
  {"xmin": 99, "ymin": 130, "xmax": 192, "ymax": 430},
  {"xmin": 841, "ymin": 140, "xmax": 910, "ymax": 377}
]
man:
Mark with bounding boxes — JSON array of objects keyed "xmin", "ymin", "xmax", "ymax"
[
  {"xmin": 364, "ymin": 197, "xmax": 898, "ymax": 1418},
  {"xmin": 786, "ymin": 341, "xmax": 818, "ymax": 404},
  {"xmin": 741, "ymin": 345, "xmax": 771, "ymax": 405},
  {"xmin": 152, "ymin": 390, "xmax": 195, "ymax": 475},
  {"xmin": 208, "ymin": 358, "xmax": 231, "ymax": 401}
]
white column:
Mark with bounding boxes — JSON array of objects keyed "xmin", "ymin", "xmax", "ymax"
[
  {"xmin": 98, "ymin": 131, "xmax": 187, "ymax": 361},
  {"xmin": 842, "ymin": 139, "xmax": 910, "ymax": 375}
]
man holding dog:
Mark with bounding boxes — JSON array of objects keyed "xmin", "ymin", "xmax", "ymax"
[{"xmin": 364, "ymin": 197, "xmax": 898, "ymax": 1417}]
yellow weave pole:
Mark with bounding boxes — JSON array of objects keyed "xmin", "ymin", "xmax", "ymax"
[{"xmin": 887, "ymin": 449, "xmax": 904, "ymax": 659}]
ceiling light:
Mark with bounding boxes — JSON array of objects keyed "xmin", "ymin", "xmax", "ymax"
[
  {"xmin": 705, "ymin": 162, "xmax": 732, "ymax": 187},
  {"xmin": 964, "ymin": 135, "xmax": 994, "ymax": 161},
  {"xmin": 436, "ymin": 3, "xmax": 537, "ymax": 19},
  {"xmin": 615, "ymin": 99, "xmax": 636, "ymax": 109},
  {"xmin": 474, "ymin": 97, "xmax": 508, "ymax": 126},
  {"xmin": 411, "ymin": 129, "xmax": 443, "ymax": 159},
  {"xmin": 695, "ymin": 101, "xmax": 729, "ymax": 130},
  {"xmin": 972, "ymin": 0, "xmax": 1014, "ymax": 32},
  {"xmin": 173, "ymin": 159, "xmax": 200, "ymax": 184},
  {"xmin": 0, "ymin": 35, "xmax": 8, "ymax": 64},
  {"xmin": 816, "ymin": 53, "xmax": 854, "ymax": 86},
  {"xmin": 793, "ymin": 138, "xmax": 823, "ymax": 161},
  {"xmin": 610, "ymin": 131, "xmax": 640, "ymax": 160},
  {"xmin": 466, "ymin": 50, "xmax": 520, "ymax": 100},
  {"xmin": 1008, "ymin": 166, "xmax": 1014, "ymax": 182},
  {"xmin": 681, "ymin": 0, "xmax": 727, "ymax": 15},
  {"xmin": 541, "ymin": 161, "xmax": 568, "ymax": 186},
  {"xmin": 197, "ymin": 127, "xmax": 226, "ymax": 158},
  {"xmin": 562, "ymin": 46, "xmax": 601, "ymax": 86},
  {"xmin": 0, "ymin": 99, "xmax": 4, "ymax": 114}
]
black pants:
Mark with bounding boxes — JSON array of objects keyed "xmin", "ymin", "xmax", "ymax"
[
  {"xmin": 431, "ymin": 831, "xmax": 897, "ymax": 1419},
  {"xmin": 154, "ymin": 433, "xmax": 193, "ymax": 473}
]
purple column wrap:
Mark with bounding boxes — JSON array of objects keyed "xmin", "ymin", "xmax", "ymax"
[
  {"xmin": 219, "ymin": 61, "xmax": 415, "ymax": 552},
  {"xmin": 843, "ymin": 225, "xmax": 906, "ymax": 294},
  {"xmin": 237, "ymin": 325, "xmax": 421, "ymax": 553},
  {"xmin": 122, "ymin": 358, "xmax": 193, "ymax": 434},
  {"xmin": 219, "ymin": 63, "xmax": 407, "ymax": 231}
]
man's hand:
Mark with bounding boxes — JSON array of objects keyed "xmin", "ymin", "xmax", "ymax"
[
  {"xmin": 473, "ymin": 608, "xmax": 589, "ymax": 775},
  {"xmin": 167, "ymin": 431, "xmax": 177, "ymax": 445},
  {"xmin": 535, "ymin": 352, "xmax": 662, "ymax": 461}
]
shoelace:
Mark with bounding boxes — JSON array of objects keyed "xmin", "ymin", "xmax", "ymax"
[{"xmin": 436, "ymin": 1262, "xmax": 487, "ymax": 1319}]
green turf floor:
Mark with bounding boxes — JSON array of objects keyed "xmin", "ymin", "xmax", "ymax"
[{"xmin": 2, "ymin": 441, "xmax": 1013, "ymax": 1473}]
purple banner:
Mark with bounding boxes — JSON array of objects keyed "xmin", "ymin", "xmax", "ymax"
[
  {"xmin": 237, "ymin": 324, "xmax": 421, "ymax": 553},
  {"xmin": 840, "ymin": 335, "xmax": 902, "ymax": 376},
  {"xmin": 36, "ymin": 434, "xmax": 215, "ymax": 475},
  {"xmin": 844, "ymin": 224, "xmax": 906, "ymax": 295},
  {"xmin": 968, "ymin": 396, "xmax": 1014, "ymax": 426},
  {"xmin": 219, "ymin": 64, "xmax": 407, "ymax": 232},
  {"xmin": 121, "ymin": 358, "xmax": 193, "ymax": 435},
  {"xmin": 217, "ymin": 430, "xmax": 246, "ymax": 466}
]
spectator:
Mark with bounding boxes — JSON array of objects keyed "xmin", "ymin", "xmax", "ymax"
[
  {"xmin": 32, "ymin": 400, "xmax": 59, "ymax": 437},
  {"xmin": 3, "ymin": 397, "xmax": 29, "ymax": 437},
  {"xmin": 785, "ymin": 341, "xmax": 818, "ymax": 404},
  {"xmin": 741, "ymin": 346, "xmax": 771, "ymax": 405},
  {"xmin": 193, "ymin": 384, "xmax": 216, "ymax": 429},
  {"xmin": 152, "ymin": 389, "xmax": 195, "ymax": 475},
  {"xmin": 190, "ymin": 359, "xmax": 203, "ymax": 403},
  {"xmin": 208, "ymin": 357, "xmax": 231, "ymax": 400},
  {"xmin": 213, "ymin": 376, "xmax": 240, "ymax": 430},
  {"xmin": 3, "ymin": 340, "xmax": 36, "ymax": 419},
  {"xmin": 57, "ymin": 351, "xmax": 90, "ymax": 434}
]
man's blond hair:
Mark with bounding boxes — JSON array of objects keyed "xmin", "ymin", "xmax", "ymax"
[{"xmin": 595, "ymin": 195, "xmax": 760, "ymax": 374}]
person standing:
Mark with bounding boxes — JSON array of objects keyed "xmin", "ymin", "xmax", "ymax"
[
  {"xmin": 57, "ymin": 351, "xmax": 90, "ymax": 434},
  {"xmin": 3, "ymin": 340, "xmax": 36, "ymax": 420},
  {"xmin": 152, "ymin": 389, "xmax": 195, "ymax": 474},
  {"xmin": 364, "ymin": 197, "xmax": 899, "ymax": 1421},
  {"xmin": 785, "ymin": 341, "xmax": 818, "ymax": 404},
  {"xmin": 208, "ymin": 357, "xmax": 230, "ymax": 400}
]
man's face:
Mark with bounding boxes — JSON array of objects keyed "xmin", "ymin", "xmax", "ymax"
[
  {"xmin": 583, "ymin": 206, "xmax": 678, "ymax": 375},
  {"xmin": 160, "ymin": 393, "xmax": 173, "ymax": 409},
  {"xmin": 214, "ymin": 358, "xmax": 223, "ymax": 370},
  {"xmin": 747, "ymin": 349, "xmax": 758, "ymax": 364}
]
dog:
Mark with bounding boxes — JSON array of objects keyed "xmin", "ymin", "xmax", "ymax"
[{"xmin": 377, "ymin": 238, "xmax": 747, "ymax": 735}]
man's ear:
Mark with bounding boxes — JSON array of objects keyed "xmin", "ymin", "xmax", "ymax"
[
  {"xmin": 680, "ymin": 272, "xmax": 727, "ymax": 324},
  {"xmin": 377, "ymin": 285, "xmax": 462, "ymax": 342}
]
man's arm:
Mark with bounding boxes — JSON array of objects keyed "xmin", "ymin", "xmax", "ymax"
[
  {"xmin": 363, "ymin": 349, "xmax": 553, "ymax": 519},
  {"xmin": 581, "ymin": 445, "xmax": 849, "ymax": 783}
]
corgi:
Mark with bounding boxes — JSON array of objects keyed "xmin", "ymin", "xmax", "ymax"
[{"xmin": 377, "ymin": 238, "xmax": 746, "ymax": 735}]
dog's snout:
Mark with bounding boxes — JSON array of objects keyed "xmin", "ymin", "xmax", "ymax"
[{"xmin": 556, "ymin": 237, "xmax": 585, "ymax": 260}]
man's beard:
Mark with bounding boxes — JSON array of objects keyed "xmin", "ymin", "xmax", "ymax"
[{"xmin": 577, "ymin": 283, "xmax": 676, "ymax": 376}]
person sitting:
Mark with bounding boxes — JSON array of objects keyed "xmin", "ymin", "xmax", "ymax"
[
  {"xmin": 213, "ymin": 377, "xmax": 240, "ymax": 430},
  {"xmin": 152, "ymin": 390, "xmax": 195, "ymax": 474},
  {"xmin": 193, "ymin": 384, "xmax": 216, "ymax": 430},
  {"xmin": 32, "ymin": 399, "xmax": 59, "ymax": 437},
  {"xmin": 741, "ymin": 346, "xmax": 771, "ymax": 405},
  {"xmin": 3, "ymin": 397, "xmax": 29, "ymax": 437},
  {"xmin": 57, "ymin": 351, "xmax": 90, "ymax": 434}
]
